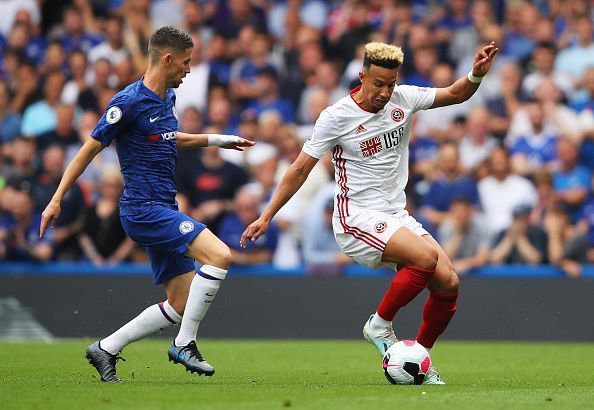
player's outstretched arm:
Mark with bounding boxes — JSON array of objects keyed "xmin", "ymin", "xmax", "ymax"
[
  {"xmin": 240, "ymin": 151, "xmax": 319, "ymax": 248},
  {"xmin": 431, "ymin": 41, "xmax": 499, "ymax": 109},
  {"xmin": 176, "ymin": 132, "xmax": 255, "ymax": 151},
  {"xmin": 40, "ymin": 138, "xmax": 104, "ymax": 238}
]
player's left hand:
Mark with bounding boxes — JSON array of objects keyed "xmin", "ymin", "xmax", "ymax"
[
  {"xmin": 472, "ymin": 41, "xmax": 498, "ymax": 77},
  {"xmin": 222, "ymin": 137, "xmax": 255, "ymax": 151},
  {"xmin": 40, "ymin": 199, "xmax": 61, "ymax": 238}
]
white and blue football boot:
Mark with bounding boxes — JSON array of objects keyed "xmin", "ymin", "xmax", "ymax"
[
  {"xmin": 168, "ymin": 340, "xmax": 215, "ymax": 376},
  {"xmin": 423, "ymin": 362, "xmax": 446, "ymax": 385},
  {"xmin": 362, "ymin": 314, "xmax": 399, "ymax": 357}
]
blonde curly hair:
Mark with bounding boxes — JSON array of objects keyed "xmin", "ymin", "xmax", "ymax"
[{"xmin": 363, "ymin": 42, "xmax": 404, "ymax": 69}]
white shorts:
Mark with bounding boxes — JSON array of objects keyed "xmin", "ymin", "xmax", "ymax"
[{"xmin": 333, "ymin": 208, "xmax": 428, "ymax": 269}]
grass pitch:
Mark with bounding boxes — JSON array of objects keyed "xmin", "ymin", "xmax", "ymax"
[{"xmin": 1, "ymin": 340, "xmax": 593, "ymax": 410}]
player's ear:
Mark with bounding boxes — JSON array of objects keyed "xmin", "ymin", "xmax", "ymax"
[
  {"xmin": 162, "ymin": 52, "xmax": 172, "ymax": 66},
  {"xmin": 359, "ymin": 70, "xmax": 365, "ymax": 83}
]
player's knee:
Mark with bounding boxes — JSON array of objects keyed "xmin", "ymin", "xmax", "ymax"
[
  {"xmin": 439, "ymin": 264, "xmax": 460, "ymax": 293},
  {"xmin": 447, "ymin": 271, "xmax": 460, "ymax": 293},
  {"xmin": 416, "ymin": 246, "xmax": 438, "ymax": 271},
  {"xmin": 205, "ymin": 244, "xmax": 232, "ymax": 270}
]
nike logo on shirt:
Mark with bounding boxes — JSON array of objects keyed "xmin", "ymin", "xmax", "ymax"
[{"xmin": 149, "ymin": 116, "xmax": 159, "ymax": 122}]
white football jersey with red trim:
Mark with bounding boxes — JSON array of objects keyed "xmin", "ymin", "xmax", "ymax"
[{"xmin": 303, "ymin": 84, "xmax": 436, "ymax": 216}]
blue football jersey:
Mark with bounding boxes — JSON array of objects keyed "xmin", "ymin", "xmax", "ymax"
[{"xmin": 91, "ymin": 79, "xmax": 180, "ymax": 216}]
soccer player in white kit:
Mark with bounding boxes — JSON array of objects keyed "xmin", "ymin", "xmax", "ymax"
[{"xmin": 241, "ymin": 41, "xmax": 498, "ymax": 384}]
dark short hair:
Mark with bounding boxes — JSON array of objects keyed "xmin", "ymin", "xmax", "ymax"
[
  {"xmin": 148, "ymin": 26, "xmax": 194, "ymax": 60},
  {"xmin": 363, "ymin": 53, "xmax": 400, "ymax": 70}
]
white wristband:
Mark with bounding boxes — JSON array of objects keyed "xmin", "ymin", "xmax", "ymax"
[
  {"xmin": 207, "ymin": 134, "xmax": 240, "ymax": 147},
  {"xmin": 467, "ymin": 71, "xmax": 483, "ymax": 84}
]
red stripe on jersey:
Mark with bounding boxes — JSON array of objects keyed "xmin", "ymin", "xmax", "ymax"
[{"xmin": 332, "ymin": 145, "xmax": 386, "ymax": 252}]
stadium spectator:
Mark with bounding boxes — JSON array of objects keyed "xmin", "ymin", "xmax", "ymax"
[
  {"xmin": 296, "ymin": 88, "xmax": 331, "ymax": 141},
  {"xmin": 433, "ymin": 0, "xmax": 474, "ymax": 63},
  {"xmin": 88, "ymin": 16, "xmax": 128, "ymax": 66},
  {"xmin": 37, "ymin": 104, "xmax": 78, "ymax": 151},
  {"xmin": 6, "ymin": 20, "xmax": 46, "ymax": 67},
  {"xmin": 332, "ymin": 1, "xmax": 374, "ymax": 65},
  {"xmin": 283, "ymin": 31, "xmax": 326, "ymax": 106},
  {"xmin": 501, "ymin": 2, "xmax": 539, "ymax": 62},
  {"xmin": 303, "ymin": 198, "xmax": 353, "ymax": 275},
  {"xmin": 20, "ymin": 71, "xmax": 64, "ymax": 137},
  {"xmin": 212, "ymin": 0, "xmax": 267, "ymax": 40},
  {"xmin": 509, "ymin": 101, "xmax": 558, "ymax": 176},
  {"xmin": 406, "ymin": 45, "xmax": 438, "ymax": 87},
  {"xmin": 1, "ymin": 136, "xmax": 38, "ymax": 188},
  {"xmin": 268, "ymin": 0, "xmax": 328, "ymax": 41},
  {"xmin": 458, "ymin": 106, "xmax": 498, "ymax": 174},
  {"xmin": 60, "ymin": 50, "xmax": 89, "ymax": 106},
  {"xmin": 39, "ymin": 40, "xmax": 67, "ymax": 77},
  {"xmin": 33, "ymin": 144, "xmax": 86, "ymax": 261},
  {"xmin": 522, "ymin": 42, "xmax": 573, "ymax": 99},
  {"xmin": 490, "ymin": 203, "xmax": 547, "ymax": 265},
  {"xmin": 219, "ymin": 187, "xmax": 278, "ymax": 266},
  {"xmin": 530, "ymin": 169, "xmax": 556, "ymax": 226},
  {"xmin": 478, "ymin": 147, "xmax": 538, "ymax": 236},
  {"xmin": 181, "ymin": 1, "xmax": 214, "ymax": 43},
  {"xmin": 572, "ymin": 68, "xmax": 594, "ymax": 158},
  {"xmin": 77, "ymin": 57, "xmax": 115, "ymax": 112},
  {"xmin": 0, "ymin": 187, "xmax": 53, "ymax": 262},
  {"xmin": 298, "ymin": 60, "xmax": 348, "ymax": 125},
  {"xmin": 554, "ymin": 15, "xmax": 594, "ymax": 87},
  {"xmin": 10, "ymin": 61, "xmax": 43, "ymax": 115},
  {"xmin": 229, "ymin": 30, "xmax": 275, "ymax": 104},
  {"xmin": 79, "ymin": 166, "xmax": 134, "ymax": 265},
  {"xmin": 437, "ymin": 197, "xmax": 490, "ymax": 275},
  {"xmin": 414, "ymin": 62, "xmax": 474, "ymax": 142},
  {"xmin": 545, "ymin": 200, "xmax": 588, "ymax": 278},
  {"xmin": 484, "ymin": 62, "xmax": 524, "ymax": 141},
  {"xmin": 121, "ymin": 2, "xmax": 152, "ymax": 76},
  {"xmin": 55, "ymin": 4, "xmax": 102, "ymax": 54},
  {"xmin": 420, "ymin": 143, "xmax": 480, "ymax": 229},
  {"xmin": 0, "ymin": 0, "xmax": 40, "ymax": 37},
  {"xmin": 553, "ymin": 136, "xmax": 591, "ymax": 222},
  {"xmin": 0, "ymin": 79, "xmax": 21, "ymax": 143},
  {"xmin": 246, "ymin": 66, "xmax": 295, "ymax": 124},
  {"xmin": 176, "ymin": 143, "xmax": 249, "ymax": 235}
]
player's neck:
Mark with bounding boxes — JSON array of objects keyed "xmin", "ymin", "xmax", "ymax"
[
  {"xmin": 143, "ymin": 70, "xmax": 168, "ymax": 99},
  {"xmin": 352, "ymin": 89, "xmax": 379, "ymax": 113}
]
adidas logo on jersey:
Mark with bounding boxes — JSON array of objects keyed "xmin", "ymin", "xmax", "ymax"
[{"xmin": 355, "ymin": 124, "xmax": 367, "ymax": 134}]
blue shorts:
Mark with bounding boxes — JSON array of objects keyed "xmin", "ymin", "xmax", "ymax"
[{"xmin": 121, "ymin": 206, "xmax": 206, "ymax": 285}]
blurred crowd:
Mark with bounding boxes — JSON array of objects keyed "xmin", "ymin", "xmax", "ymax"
[{"xmin": 2, "ymin": 0, "xmax": 594, "ymax": 277}]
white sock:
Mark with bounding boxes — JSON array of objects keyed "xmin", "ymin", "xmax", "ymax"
[
  {"xmin": 174, "ymin": 265, "xmax": 226, "ymax": 346},
  {"xmin": 101, "ymin": 301, "xmax": 182, "ymax": 355},
  {"xmin": 370, "ymin": 312, "xmax": 393, "ymax": 332}
]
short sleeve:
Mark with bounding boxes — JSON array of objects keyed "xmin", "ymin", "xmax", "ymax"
[
  {"xmin": 302, "ymin": 109, "xmax": 340, "ymax": 159},
  {"xmin": 397, "ymin": 85, "xmax": 436, "ymax": 112},
  {"xmin": 91, "ymin": 93, "xmax": 136, "ymax": 147}
]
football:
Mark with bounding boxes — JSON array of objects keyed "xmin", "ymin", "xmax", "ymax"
[{"xmin": 382, "ymin": 340, "xmax": 431, "ymax": 385}]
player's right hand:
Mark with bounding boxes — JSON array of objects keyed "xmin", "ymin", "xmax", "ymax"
[
  {"xmin": 240, "ymin": 218, "xmax": 269, "ymax": 248},
  {"xmin": 40, "ymin": 199, "xmax": 61, "ymax": 238}
]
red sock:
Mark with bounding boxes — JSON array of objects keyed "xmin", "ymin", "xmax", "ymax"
[
  {"xmin": 416, "ymin": 291, "xmax": 459, "ymax": 349},
  {"xmin": 376, "ymin": 265, "xmax": 435, "ymax": 321}
]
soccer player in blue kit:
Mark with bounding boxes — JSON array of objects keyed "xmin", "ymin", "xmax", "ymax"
[{"xmin": 39, "ymin": 26, "xmax": 254, "ymax": 382}]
